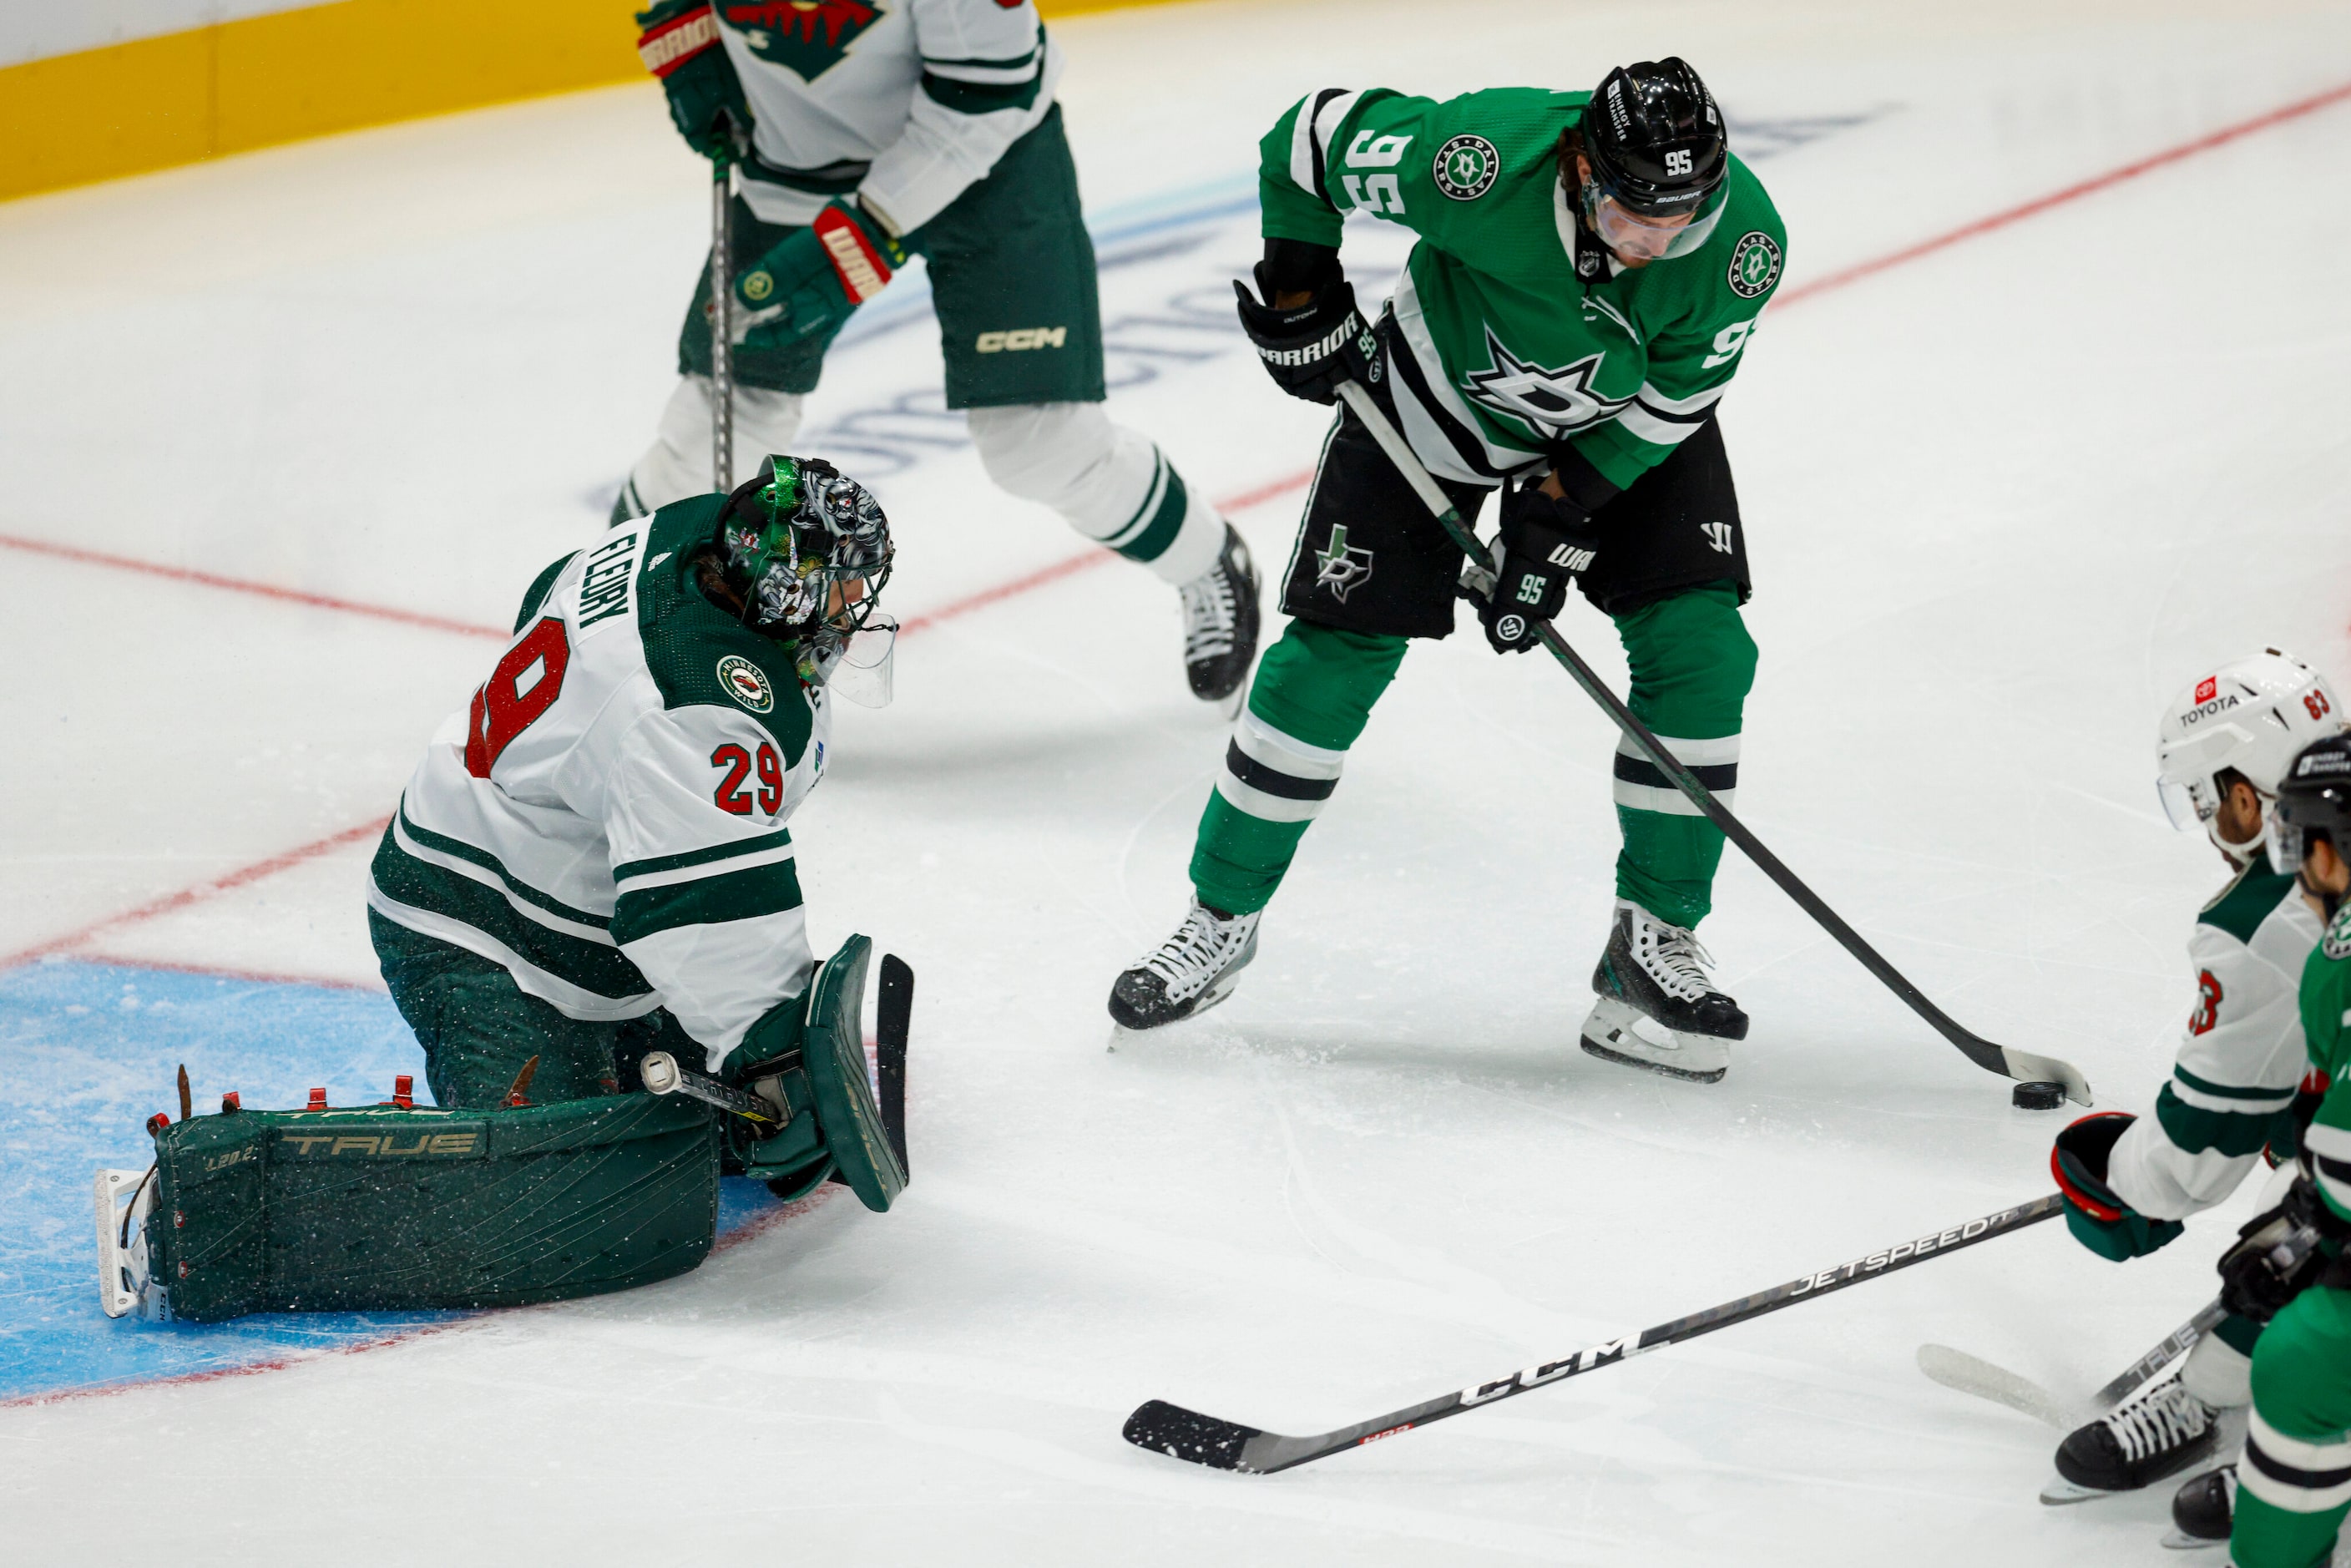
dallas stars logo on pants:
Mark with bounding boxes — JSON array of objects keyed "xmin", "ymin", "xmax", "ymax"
[{"xmin": 1315, "ymin": 524, "xmax": 1375, "ymax": 602}]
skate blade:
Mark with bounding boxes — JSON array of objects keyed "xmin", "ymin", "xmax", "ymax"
[
  {"xmin": 1579, "ymin": 998, "xmax": 1729, "ymax": 1084},
  {"xmin": 2040, "ymin": 1474, "xmax": 2121, "ymax": 1506},
  {"xmin": 2161, "ymin": 1530, "xmax": 2227, "ymax": 1550}
]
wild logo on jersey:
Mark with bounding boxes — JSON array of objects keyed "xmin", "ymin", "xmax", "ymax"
[
  {"xmin": 1464, "ymin": 331, "xmax": 1630, "ymax": 443},
  {"xmin": 725, "ymin": 0, "xmax": 882, "ymax": 79}
]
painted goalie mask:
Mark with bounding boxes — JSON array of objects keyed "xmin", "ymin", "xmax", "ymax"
[{"xmin": 718, "ymin": 454, "xmax": 894, "ymax": 645}]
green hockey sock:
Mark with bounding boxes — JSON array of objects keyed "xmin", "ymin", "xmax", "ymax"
[
  {"xmin": 1609, "ymin": 584, "xmax": 1757, "ymax": 929},
  {"xmin": 2235, "ymin": 1288, "xmax": 2351, "ymax": 1568},
  {"xmin": 1190, "ymin": 620, "xmax": 1407, "ymax": 915}
]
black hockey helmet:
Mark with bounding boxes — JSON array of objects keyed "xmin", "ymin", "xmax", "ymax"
[
  {"xmin": 1580, "ymin": 58, "xmax": 1728, "ymax": 217},
  {"xmin": 2268, "ymin": 733, "xmax": 2351, "ymax": 895}
]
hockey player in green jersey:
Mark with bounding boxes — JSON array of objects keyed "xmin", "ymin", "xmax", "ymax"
[
  {"xmin": 2162, "ymin": 733, "xmax": 2351, "ymax": 1564},
  {"xmin": 2042, "ymin": 652, "xmax": 2343, "ymax": 1505},
  {"xmin": 368, "ymin": 454, "xmax": 902, "ymax": 1200},
  {"xmin": 617, "ymin": 0, "xmax": 1259, "ymax": 702},
  {"xmin": 1107, "ymin": 59, "xmax": 1784, "ymax": 1080}
]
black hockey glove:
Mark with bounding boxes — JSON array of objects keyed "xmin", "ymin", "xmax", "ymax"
[
  {"xmin": 1478, "ymin": 478, "xmax": 1600, "ymax": 655},
  {"xmin": 2050, "ymin": 1111, "xmax": 2185, "ymax": 1262},
  {"xmin": 1232, "ymin": 263, "xmax": 1374, "ymax": 406},
  {"xmin": 2217, "ymin": 1175, "xmax": 2344, "ymax": 1324}
]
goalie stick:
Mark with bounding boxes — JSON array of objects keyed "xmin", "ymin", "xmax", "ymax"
[
  {"xmin": 709, "ymin": 154, "xmax": 736, "ymax": 493},
  {"xmin": 1331, "ymin": 379, "xmax": 2091, "ymax": 1107},
  {"xmin": 1916, "ymin": 1298, "xmax": 2228, "ymax": 1429},
  {"xmin": 1124, "ymin": 1191, "xmax": 2064, "ymax": 1474}
]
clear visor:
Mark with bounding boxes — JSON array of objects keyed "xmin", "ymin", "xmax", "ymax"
[
  {"xmin": 2268, "ymin": 812, "xmax": 2309, "ymax": 880},
  {"xmin": 825, "ymin": 616, "xmax": 896, "ymax": 709},
  {"xmin": 1584, "ymin": 179, "xmax": 1729, "ymax": 261},
  {"xmin": 2156, "ymin": 774, "xmax": 2212, "ymax": 832}
]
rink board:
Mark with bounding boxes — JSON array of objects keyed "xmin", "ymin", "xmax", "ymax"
[{"xmin": 0, "ymin": 959, "xmax": 804, "ymax": 1405}]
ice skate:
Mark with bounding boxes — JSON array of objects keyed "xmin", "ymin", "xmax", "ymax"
[
  {"xmin": 1109, "ymin": 898, "xmax": 1261, "ymax": 1031},
  {"xmin": 1579, "ymin": 901, "xmax": 1747, "ymax": 1083},
  {"xmin": 2043, "ymin": 1375, "xmax": 2222, "ymax": 1504},
  {"xmin": 1178, "ymin": 525, "xmax": 1260, "ymax": 705},
  {"xmin": 2163, "ymin": 1464, "xmax": 2235, "ymax": 1548}
]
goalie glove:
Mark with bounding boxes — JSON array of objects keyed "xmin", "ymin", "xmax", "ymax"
[
  {"xmin": 2051, "ymin": 1111, "xmax": 2187, "ymax": 1261},
  {"xmin": 635, "ymin": 1, "xmax": 749, "ymax": 161},
  {"xmin": 1478, "ymin": 478, "xmax": 1600, "ymax": 655},
  {"xmin": 732, "ymin": 200, "xmax": 910, "ymax": 351}
]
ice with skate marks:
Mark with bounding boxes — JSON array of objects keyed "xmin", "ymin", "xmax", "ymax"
[{"xmin": 1577, "ymin": 995, "xmax": 1732, "ymax": 1084}]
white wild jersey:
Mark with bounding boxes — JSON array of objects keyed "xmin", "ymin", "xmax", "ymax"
[
  {"xmin": 671, "ymin": 0, "xmax": 1063, "ymax": 233},
  {"xmin": 367, "ymin": 498, "xmax": 830, "ymax": 1069},
  {"xmin": 2106, "ymin": 851, "xmax": 2322, "ymax": 1218}
]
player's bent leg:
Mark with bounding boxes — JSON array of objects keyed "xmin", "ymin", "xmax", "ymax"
[
  {"xmin": 1110, "ymin": 621, "xmax": 1406, "ymax": 1030},
  {"xmin": 2232, "ymin": 1287, "xmax": 2351, "ymax": 1568},
  {"xmin": 1581, "ymin": 582, "xmax": 1757, "ymax": 1080},
  {"xmin": 370, "ymin": 911, "xmax": 625, "ymax": 1108},
  {"xmin": 614, "ymin": 377, "xmax": 807, "ymax": 522},
  {"xmin": 966, "ymin": 402, "xmax": 1256, "ymax": 700}
]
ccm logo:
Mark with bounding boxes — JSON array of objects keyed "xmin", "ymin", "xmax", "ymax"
[{"xmin": 976, "ymin": 326, "xmax": 1068, "ymax": 353}]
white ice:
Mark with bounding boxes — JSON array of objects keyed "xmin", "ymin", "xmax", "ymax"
[{"xmin": 5, "ymin": 0, "xmax": 2351, "ymax": 1560}]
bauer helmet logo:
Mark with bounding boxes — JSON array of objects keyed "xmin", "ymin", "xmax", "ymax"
[
  {"xmin": 718, "ymin": 655, "xmax": 776, "ymax": 714},
  {"xmin": 2197, "ymin": 677, "xmax": 2217, "ymax": 703}
]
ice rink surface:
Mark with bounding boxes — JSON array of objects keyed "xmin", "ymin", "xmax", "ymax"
[{"xmin": 4, "ymin": 0, "xmax": 2351, "ymax": 1559}]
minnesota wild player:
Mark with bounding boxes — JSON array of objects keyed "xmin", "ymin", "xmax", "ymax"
[
  {"xmin": 1107, "ymin": 59, "xmax": 1785, "ymax": 1081},
  {"xmin": 619, "ymin": 0, "xmax": 1258, "ymax": 701},
  {"xmin": 2163, "ymin": 733, "xmax": 2351, "ymax": 1565}
]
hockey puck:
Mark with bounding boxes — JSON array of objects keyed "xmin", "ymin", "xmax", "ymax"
[{"xmin": 2011, "ymin": 1080, "xmax": 2066, "ymax": 1110}]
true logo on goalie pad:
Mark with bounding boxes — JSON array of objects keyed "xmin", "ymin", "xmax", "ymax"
[{"xmin": 276, "ymin": 1130, "xmax": 483, "ymax": 1157}]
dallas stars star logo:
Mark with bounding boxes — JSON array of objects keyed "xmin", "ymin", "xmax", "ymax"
[
  {"xmin": 1462, "ymin": 330, "xmax": 1629, "ymax": 443},
  {"xmin": 1313, "ymin": 524, "xmax": 1375, "ymax": 602}
]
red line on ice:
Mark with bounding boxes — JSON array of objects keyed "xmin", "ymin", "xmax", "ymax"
[
  {"xmin": 0, "ymin": 818, "xmax": 390, "ymax": 972},
  {"xmin": 1775, "ymin": 78, "xmax": 2351, "ymax": 307}
]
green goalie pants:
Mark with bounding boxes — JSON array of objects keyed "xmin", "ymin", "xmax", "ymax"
[
  {"xmin": 1190, "ymin": 582, "xmax": 1757, "ymax": 928},
  {"xmin": 370, "ymin": 911, "xmax": 699, "ymax": 1110},
  {"xmin": 2234, "ymin": 1285, "xmax": 2351, "ymax": 1568}
]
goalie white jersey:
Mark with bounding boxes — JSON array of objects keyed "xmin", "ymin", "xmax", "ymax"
[
  {"xmin": 2107, "ymin": 852, "xmax": 2323, "ymax": 1219},
  {"xmin": 367, "ymin": 497, "xmax": 829, "ymax": 1069}
]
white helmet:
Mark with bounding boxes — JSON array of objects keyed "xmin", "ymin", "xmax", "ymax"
[{"xmin": 2156, "ymin": 650, "xmax": 2343, "ymax": 859}]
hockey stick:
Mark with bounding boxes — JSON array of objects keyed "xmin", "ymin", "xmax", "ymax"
[
  {"xmin": 1916, "ymin": 1297, "xmax": 2227, "ymax": 1428},
  {"xmin": 1331, "ymin": 380, "xmax": 2091, "ymax": 1106},
  {"xmin": 1125, "ymin": 1191, "xmax": 2065, "ymax": 1473},
  {"xmin": 876, "ymin": 953, "xmax": 913, "ymax": 1177},
  {"xmin": 640, "ymin": 1049, "xmax": 784, "ymax": 1127},
  {"xmin": 709, "ymin": 154, "xmax": 736, "ymax": 493}
]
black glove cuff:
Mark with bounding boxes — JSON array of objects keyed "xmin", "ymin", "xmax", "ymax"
[{"xmin": 1261, "ymin": 238, "xmax": 1343, "ymax": 297}]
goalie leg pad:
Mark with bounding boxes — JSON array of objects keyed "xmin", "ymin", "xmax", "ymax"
[
  {"xmin": 129, "ymin": 1094, "xmax": 719, "ymax": 1322},
  {"xmin": 800, "ymin": 934, "xmax": 906, "ymax": 1213}
]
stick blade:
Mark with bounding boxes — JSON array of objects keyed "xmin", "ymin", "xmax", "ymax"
[
  {"xmin": 2000, "ymin": 1046, "xmax": 2093, "ymax": 1107},
  {"xmin": 1123, "ymin": 1400, "xmax": 1264, "ymax": 1470},
  {"xmin": 1916, "ymin": 1343, "xmax": 2078, "ymax": 1429}
]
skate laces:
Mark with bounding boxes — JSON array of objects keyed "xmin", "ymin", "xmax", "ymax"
[
  {"xmin": 1180, "ymin": 547, "xmax": 1239, "ymax": 661},
  {"xmin": 1631, "ymin": 910, "xmax": 1717, "ymax": 1003},
  {"xmin": 2104, "ymin": 1379, "xmax": 2211, "ymax": 1461},
  {"xmin": 1141, "ymin": 904, "xmax": 1251, "ymax": 997}
]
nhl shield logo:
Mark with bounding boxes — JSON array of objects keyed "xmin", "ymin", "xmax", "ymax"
[
  {"xmin": 1314, "ymin": 524, "xmax": 1375, "ymax": 602},
  {"xmin": 1433, "ymin": 134, "xmax": 1499, "ymax": 201},
  {"xmin": 724, "ymin": 1, "xmax": 882, "ymax": 82},
  {"xmin": 1727, "ymin": 231, "xmax": 1782, "ymax": 299},
  {"xmin": 717, "ymin": 655, "xmax": 776, "ymax": 714}
]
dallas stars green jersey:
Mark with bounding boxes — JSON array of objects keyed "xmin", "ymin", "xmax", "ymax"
[
  {"xmin": 1259, "ymin": 86, "xmax": 1787, "ymax": 489},
  {"xmin": 2297, "ymin": 903, "xmax": 2351, "ymax": 1221}
]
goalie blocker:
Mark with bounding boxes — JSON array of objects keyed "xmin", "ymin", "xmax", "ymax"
[{"xmin": 98, "ymin": 938, "xmax": 909, "ymax": 1323}]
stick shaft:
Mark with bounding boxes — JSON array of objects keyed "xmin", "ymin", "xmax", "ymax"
[
  {"xmin": 1212, "ymin": 1195, "xmax": 2065, "ymax": 1473},
  {"xmin": 1329, "ymin": 380, "xmax": 2087, "ymax": 1105},
  {"xmin": 710, "ymin": 161, "xmax": 735, "ymax": 493}
]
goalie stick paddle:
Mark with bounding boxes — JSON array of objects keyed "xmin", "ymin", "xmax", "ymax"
[
  {"xmin": 876, "ymin": 953, "xmax": 913, "ymax": 1177},
  {"xmin": 1125, "ymin": 1191, "xmax": 2064, "ymax": 1474},
  {"xmin": 1916, "ymin": 1297, "xmax": 2227, "ymax": 1428},
  {"xmin": 1331, "ymin": 381, "xmax": 2091, "ymax": 1107}
]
